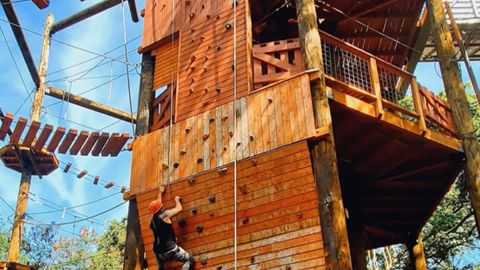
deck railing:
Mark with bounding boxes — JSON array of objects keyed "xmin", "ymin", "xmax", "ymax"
[{"xmin": 252, "ymin": 31, "xmax": 456, "ymax": 137}]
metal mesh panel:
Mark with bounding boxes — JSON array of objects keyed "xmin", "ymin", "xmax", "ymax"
[{"xmin": 378, "ymin": 66, "xmax": 402, "ymax": 103}]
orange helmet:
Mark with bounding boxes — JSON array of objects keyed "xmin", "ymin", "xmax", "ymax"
[{"xmin": 148, "ymin": 200, "xmax": 163, "ymax": 214}]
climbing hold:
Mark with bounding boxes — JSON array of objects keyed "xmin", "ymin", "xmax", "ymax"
[
  {"xmin": 204, "ymin": 88, "xmax": 208, "ymax": 94},
  {"xmin": 216, "ymin": 266, "xmax": 222, "ymax": 270},
  {"xmin": 191, "ymin": 37, "xmax": 195, "ymax": 42},
  {"xmin": 206, "ymin": 14, "xmax": 211, "ymax": 19},
  {"xmin": 190, "ymin": 66, "xmax": 195, "ymax": 72},
  {"xmin": 162, "ymin": 163, "xmax": 169, "ymax": 169},
  {"xmin": 197, "ymin": 158, "xmax": 203, "ymax": 164},
  {"xmin": 268, "ymin": 97, "xmax": 273, "ymax": 104},
  {"xmin": 201, "ymin": 257, "xmax": 207, "ymax": 265},
  {"xmin": 242, "ymin": 217, "xmax": 249, "ymax": 224},
  {"xmin": 201, "ymin": 4, "xmax": 205, "ymax": 9},
  {"xmin": 286, "ymin": 266, "xmax": 292, "ymax": 270},
  {"xmin": 203, "ymin": 100, "xmax": 210, "ymax": 106},
  {"xmin": 187, "ymin": 177, "xmax": 195, "ymax": 185},
  {"xmin": 178, "ymin": 219, "xmax": 186, "ymax": 228},
  {"xmin": 239, "ymin": 184, "xmax": 247, "ymax": 194},
  {"xmin": 185, "ymin": 128, "xmax": 191, "ymax": 134},
  {"xmin": 173, "ymin": 162, "xmax": 179, "ymax": 168},
  {"xmin": 223, "ymin": 146, "xmax": 227, "ymax": 152},
  {"xmin": 196, "ymin": 226, "xmax": 203, "ymax": 233},
  {"xmin": 203, "ymin": 66, "xmax": 208, "ymax": 72},
  {"xmin": 63, "ymin": 162, "xmax": 72, "ymax": 173},
  {"xmin": 225, "ymin": 23, "xmax": 232, "ymax": 30},
  {"xmin": 209, "ymin": 212, "xmax": 215, "ymax": 217},
  {"xmin": 216, "ymin": 15, "xmax": 221, "ymax": 20},
  {"xmin": 189, "ymin": 88, "xmax": 194, "ymax": 94},
  {"xmin": 251, "ymin": 159, "xmax": 257, "ymax": 166},
  {"xmin": 200, "ymin": 36, "xmax": 206, "ymax": 42},
  {"xmin": 180, "ymin": 149, "xmax": 187, "ymax": 155},
  {"xmin": 209, "ymin": 118, "xmax": 215, "ymax": 123},
  {"xmin": 297, "ymin": 212, "xmax": 303, "ymax": 219},
  {"xmin": 229, "ymin": 131, "xmax": 234, "ymax": 137},
  {"xmin": 215, "ymin": 87, "xmax": 222, "ymax": 94},
  {"xmin": 185, "ymin": 0, "xmax": 190, "ymax": 5},
  {"xmin": 218, "ymin": 167, "xmax": 228, "ymax": 176},
  {"xmin": 203, "ymin": 134, "xmax": 210, "ymax": 140},
  {"xmin": 191, "ymin": 208, "xmax": 197, "ymax": 214},
  {"xmin": 190, "ymin": 54, "xmax": 196, "ymax": 62},
  {"xmin": 191, "ymin": 28, "xmax": 195, "ymax": 33},
  {"xmin": 189, "ymin": 12, "xmax": 195, "ymax": 19},
  {"xmin": 205, "ymin": 55, "xmax": 209, "ymax": 61},
  {"xmin": 250, "ymin": 257, "xmax": 255, "ymax": 263},
  {"xmin": 249, "ymin": 135, "xmax": 255, "ymax": 141},
  {"xmin": 237, "ymin": 142, "xmax": 241, "ymax": 147},
  {"xmin": 208, "ymin": 194, "xmax": 216, "ymax": 203},
  {"xmin": 222, "ymin": 115, "xmax": 228, "ymax": 121},
  {"xmin": 216, "ymin": 45, "xmax": 221, "ymax": 51}
]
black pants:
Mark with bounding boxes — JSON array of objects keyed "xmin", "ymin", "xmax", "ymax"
[{"xmin": 155, "ymin": 245, "xmax": 194, "ymax": 270}]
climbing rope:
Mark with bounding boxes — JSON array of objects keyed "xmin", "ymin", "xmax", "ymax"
[
  {"xmin": 233, "ymin": 0, "xmax": 238, "ymax": 268},
  {"xmin": 121, "ymin": 0, "xmax": 136, "ymax": 135}
]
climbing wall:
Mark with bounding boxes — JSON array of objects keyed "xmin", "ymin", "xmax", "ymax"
[{"xmin": 136, "ymin": 141, "xmax": 326, "ymax": 269}]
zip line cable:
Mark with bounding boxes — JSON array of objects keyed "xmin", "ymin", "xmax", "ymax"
[
  {"xmin": 0, "ymin": 17, "xmax": 139, "ymax": 67},
  {"xmin": 22, "ymin": 201, "xmax": 126, "ymax": 226},
  {"xmin": 0, "ymin": 195, "xmax": 15, "ymax": 212},
  {"xmin": 121, "ymin": 0, "xmax": 136, "ymax": 135},
  {"xmin": 0, "ymin": 0, "xmax": 30, "ymax": 5},
  {"xmin": 28, "ymin": 192, "xmax": 121, "ymax": 215},
  {"xmin": 47, "ymin": 34, "xmax": 141, "ymax": 76}
]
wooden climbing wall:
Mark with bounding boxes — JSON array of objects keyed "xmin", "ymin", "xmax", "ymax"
[
  {"xmin": 129, "ymin": 73, "xmax": 317, "ymax": 195},
  {"xmin": 142, "ymin": 0, "xmax": 237, "ymax": 50},
  {"xmin": 176, "ymin": 0, "xmax": 248, "ymax": 121},
  {"xmin": 153, "ymin": 36, "xmax": 179, "ymax": 90},
  {"xmin": 136, "ymin": 141, "xmax": 326, "ymax": 269}
]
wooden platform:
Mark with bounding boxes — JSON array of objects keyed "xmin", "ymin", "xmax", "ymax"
[
  {"xmin": 0, "ymin": 261, "xmax": 33, "ymax": 270},
  {"xmin": 0, "ymin": 144, "xmax": 58, "ymax": 176}
]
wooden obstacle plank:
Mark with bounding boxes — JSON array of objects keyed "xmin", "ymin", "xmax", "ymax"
[
  {"xmin": 101, "ymin": 133, "xmax": 120, "ymax": 156},
  {"xmin": 80, "ymin": 132, "xmax": 100, "ymax": 156},
  {"xmin": 10, "ymin": 117, "xmax": 27, "ymax": 144},
  {"xmin": 47, "ymin": 127, "xmax": 65, "ymax": 152},
  {"xmin": 0, "ymin": 112, "xmax": 14, "ymax": 141},
  {"xmin": 34, "ymin": 124, "xmax": 53, "ymax": 151},
  {"xmin": 69, "ymin": 130, "xmax": 89, "ymax": 155},
  {"xmin": 22, "ymin": 121, "xmax": 40, "ymax": 147},
  {"xmin": 110, "ymin": 133, "xmax": 130, "ymax": 157},
  {"xmin": 58, "ymin": 129, "xmax": 78, "ymax": 154},
  {"xmin": 92, "ymin": 133, "xmax": 110, "ymax": 156}
]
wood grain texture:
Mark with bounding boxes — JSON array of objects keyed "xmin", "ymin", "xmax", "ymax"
[
  {"xmin": 135, "ymin": 142, "xmax": 325, "ymax": 269},
  {"xmin": 129, "ymin": 73, "xmax": 316, "ymax": 195}
]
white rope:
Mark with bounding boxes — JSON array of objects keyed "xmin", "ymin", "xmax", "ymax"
[
  {"xmin": 121, "ymin": 0, "xmax": 136, "ymax": 135},
  {"xmin": 166, "ymin": 0, "xmax": 175, "ymax": 189},
  {"xmin": 233, "ymin": 0, "xmax": 238, "ymax": 269}
]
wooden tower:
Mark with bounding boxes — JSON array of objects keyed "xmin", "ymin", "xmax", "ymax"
[{"xmin": 125, "ymin": 0, "xmax": 464, "ymax": 269}]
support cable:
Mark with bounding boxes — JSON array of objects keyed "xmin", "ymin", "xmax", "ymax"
[{"xmin": 121, "ymin": 0, "xmax": 136, "ymax": 135}]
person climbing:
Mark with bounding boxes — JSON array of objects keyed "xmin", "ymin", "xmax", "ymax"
[{"xmin": 149, "ymin": 185, "xmax": 194, "ymax": 270}]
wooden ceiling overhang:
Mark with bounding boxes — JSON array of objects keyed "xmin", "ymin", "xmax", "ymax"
[{"xmin": 250, "ymin": 0, "xmax": 426, "ymax": 67}]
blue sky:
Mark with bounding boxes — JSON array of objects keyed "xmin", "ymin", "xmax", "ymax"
[{"xmin": 0, "ymin": 0, "xmax": 479, "ymax": 241}]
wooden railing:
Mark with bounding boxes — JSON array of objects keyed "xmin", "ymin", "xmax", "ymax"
[
  {"xmin": 252, "ymin": 31, "xmax": 456, "ymax": 137},
  {"xmin": 151, "ymin": 83, "xmax": 176, "ymax": 132}
]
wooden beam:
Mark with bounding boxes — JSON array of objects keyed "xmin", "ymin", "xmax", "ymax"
[
  {"xmin": 46, "ymin": 87, "xmax": 136, "ymax": 124},
  {"xmin": 127, "ymin": 0, "xmax": 139, "ymax": 23},
  {"xmin": 427, "ymin": 0, "xmax": 480, "ymax": 237},
  {"xmin": 123, "ymin": 52, "xmax": 154, "ymax": 270},
  {"xmin": 51, "ymin": 0, "xmax": 123, "ymax": 34},
  {"xmin": 445, "ymin": 2, "xmax": 480, "ymax": 104},
  {"xmin": 406, "ymin": 234, "xmax": 427, "ymax": 270},
  {"xmin": 295, "ymin": 0, "xmax": 352, "ymax": 269},
  {"xmin": 0, "ymin": 0, "xmax": 40, "ymax": 86},
  {"xmin": 339, "ymin": 0, "xmax": 400, "ymax": 23}
]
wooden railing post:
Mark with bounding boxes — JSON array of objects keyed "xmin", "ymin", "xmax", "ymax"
[
  {"xmin": 369, "ymin": 58, "xmax": 384, "ymax": 118},
  {"xmin": 411, "ymin": 77, "xmax": 427, "ymax": 135}
]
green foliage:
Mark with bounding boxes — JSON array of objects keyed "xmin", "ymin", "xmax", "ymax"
[
  {"xmin": 21, "ymin": 224, "xmax": 58, "ymax": 269},
  {"xmin": 0, "ymin": 218, "xmax": 9, "ymax": 261},
  {"xmin": 91, "ymin": 219, "xmax": 127, "ymax": 270}
]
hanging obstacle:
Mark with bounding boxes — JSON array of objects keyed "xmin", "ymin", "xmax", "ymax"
[{"xmin": 0, "ymin": 112, "xmax": 132, "ymax": 177}]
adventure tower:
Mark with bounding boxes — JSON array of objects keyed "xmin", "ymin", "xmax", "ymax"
[{"xmin": 125, "ymin": 0, "xmax": 464, "ymax": 269}]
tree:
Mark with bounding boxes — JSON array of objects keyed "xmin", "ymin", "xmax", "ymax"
[
  {"xmin": 92, "ymin": 219, "xmax": 127, "ymax": 269},
  {"xmin": 21, "ymin": 224, "xmax": 58, "ymax": 269},
  {"xmin": 0, "ymin": 218, "xmax": 9, "ymax": 261}
]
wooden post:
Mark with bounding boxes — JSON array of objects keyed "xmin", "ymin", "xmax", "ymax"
[
  {"xmin": 426, "ymin": 0, "xmax": 480, "ymax": 236},
  {"xmin": 7, "ymin": 13, "xmax": 53, "ymax": 263},
  {"xmin": 369, "ymin": 58, "xmax": 384, "ymax": 118},
  {"xmin": 295, "ymin": 0, "xmax": 352, "ymax": 269},
  {"xmin": 407, "ymin": 234, "xmax": 427, "ymax": 270},
  {"xmin": 444, "ymin": 2, "xmax": 480, "ymax": 104},
  {"xmin": 123, "ymin": 52, "xmax": 155, "ymax": 270}
]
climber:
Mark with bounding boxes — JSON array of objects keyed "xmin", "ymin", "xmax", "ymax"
[{"xmin": 149, "ymin": 185, "xmax": 194, "ymax": 270}]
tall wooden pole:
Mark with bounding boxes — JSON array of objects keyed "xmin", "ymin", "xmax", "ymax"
[
  {"xmin": 444, "ymin": 2, "xmax": 480, "ymax": 104},
  {"xmin": 295, "ymin": 0, "xmax": 352, "ymax": 269},
  {"xmin": 407, "ymin": 234, "xmax": 427, "ymax": 270},
  {"xmin": 123, "ymin": 52, "xmax": 154, "ymax": 270},
  {"xmin": 7, "ymin": 13, "xmax": 53, "ymax": 263},
  {"xmin": 426, "ymin": 0, "xmax": 480, "ymax": 236}
]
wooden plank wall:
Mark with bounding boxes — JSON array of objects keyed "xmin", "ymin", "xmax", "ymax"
[
  {"xmin": 129, "ymin": 73, "xmax": 316, "ymax": 195},
  {"xmin": 142, "ymin": 0, "xmax": 234, "ymax": 50},
  {"xmin": 136, "ymin": 141, "xmax": 326, "ymax": 269},
  {"xmin": 153, "ymin": 37, "xmax": 179, "ymax": 90}
]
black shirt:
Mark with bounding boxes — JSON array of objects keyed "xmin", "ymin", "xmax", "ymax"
[{"xmin": 150, "ymin": 210, "xmax": 177, "ymax": 253}]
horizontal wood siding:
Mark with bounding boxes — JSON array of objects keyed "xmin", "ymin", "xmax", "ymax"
[
  {"xmin": 129, "ymin": 74, "xmax": 316, "ymax": 195},
  {"xmin": 142, "ymin": 0, "xmax": 236, "ymax": 50},
  {"xmin": 176, "ymin": 1, "xmax": 248, "ymax": 121},
  {"xmin": 153, "ymin": 37, "xmax": 179, "ymax": 90},
  {"xmin": 136, "ymin": 142, "xmax": 326, "ymax": 269}
]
